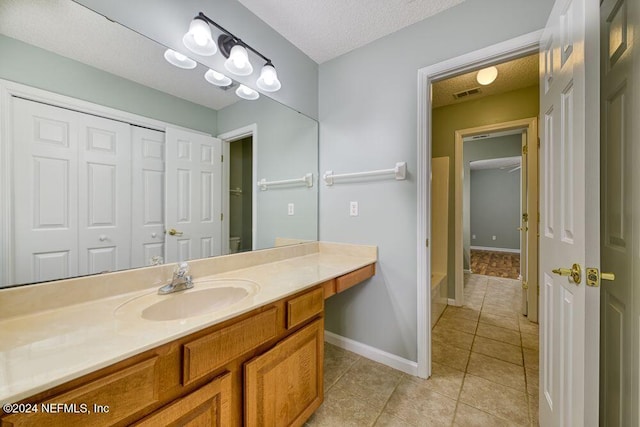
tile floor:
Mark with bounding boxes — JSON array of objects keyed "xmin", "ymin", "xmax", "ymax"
[
  {"xmin": 470, "ymin": 250, "xmax": 520, "ymax": 279},
  {"xmin": 307, "ymin": 274, "xmax": 539, "ymax": 426}
]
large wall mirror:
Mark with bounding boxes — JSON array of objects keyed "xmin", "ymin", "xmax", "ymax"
[{"xmin": 0, "ymin": 0, "xmax": 318, "ymax": 287}]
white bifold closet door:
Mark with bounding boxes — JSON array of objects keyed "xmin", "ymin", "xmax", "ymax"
[
  {"xmin": 165, "ymin": 127, "xmax": 222, "ymax": 263},
  {"xmin": 13, "ymin": 97, "xmax": 131, "ymax": 283}
]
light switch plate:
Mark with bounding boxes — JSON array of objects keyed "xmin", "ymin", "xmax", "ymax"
[
  {"xmin": 350, "ymin": 201, "xmax": 358, "ymax": 216},
  {"xmin": 288, "ymin": 203, "xmax": 294, "ymax": 215}
]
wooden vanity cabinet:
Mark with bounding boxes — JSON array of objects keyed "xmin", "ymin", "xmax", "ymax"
[{"xmin": 1, "ymin": 263, "xmax": 375, "ymax": 427}]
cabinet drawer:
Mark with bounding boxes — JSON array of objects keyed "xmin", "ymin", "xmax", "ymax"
[
  {"xmin": 286, "ymin": 287, "xmax": 324, "ymax": 329},
  {"xmin": 183, "ymin": 307, "xmax": 278, "ymax": 385},
  {"xmin": 336, "ymin": 264, "xmax": 375, "ymax": 293},
  {"xmin": 133, "ymin": 372, "xmax": 231, "ymax": 427},
  {"xmin": 2, "ymin": 357, "xmax": 160, "ymax": 427}
]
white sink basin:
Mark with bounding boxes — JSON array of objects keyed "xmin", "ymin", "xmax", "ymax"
[{"xmin": 115, "ymin": 279, "xmax": 260, "ymax": 321}]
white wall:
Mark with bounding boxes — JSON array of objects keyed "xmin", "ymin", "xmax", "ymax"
[{"xmin": 319, "ymin": 0, "xmax": 554, "ymax": 361}]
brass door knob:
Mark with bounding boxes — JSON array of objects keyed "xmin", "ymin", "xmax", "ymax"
[
  {"xmin": 167, "ymin": 228, "xmax": 184, "ymax": 236},
  {"xmin": 552, "ymin": 263, "xmax": 582, "ymax": 284}
]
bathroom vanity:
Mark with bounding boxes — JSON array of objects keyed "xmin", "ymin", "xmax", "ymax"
[{"xmin": 0, "ymin": 242, "xmax": 376, "ymax": 426}]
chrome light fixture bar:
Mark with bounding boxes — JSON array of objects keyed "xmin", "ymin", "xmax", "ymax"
[{"xmin": 182, "ymin": 12, "xmax": 281, "ymax": 95}]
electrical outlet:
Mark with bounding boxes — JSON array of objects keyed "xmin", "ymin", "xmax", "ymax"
[
  {"xmin": 288, "ymin": 203, "xmax": 294, "ymax": 216},
  {"xmin": 492, "ymin": 235, "xmax": 497, "ymax": 240},
  {"xmin": 350, "ymin": 201, "xmax": 359, "ymax": 217},
  {"xmin": 472, "ymin": 234, "xmax": 476, "ymax": 240}
]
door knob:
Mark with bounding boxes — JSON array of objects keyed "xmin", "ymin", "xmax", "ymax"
[
  {"xmin": 552, "ymin": 263, "xmax": 581, "ymax": 284},
  {"xmin": 586, "ymin": 268, "xmax": 615, "ymax": 287},
  {"xmin": 167, "ymin": 228, "xmax": 183, "ymax": 236}
]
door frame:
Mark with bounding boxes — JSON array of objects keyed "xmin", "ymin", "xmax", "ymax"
[
  {"xmin": 454, "ymin": 117, "xmax": 539, "ymax": 321},
  {"xmin": 218, "ymin": 124, "xmax": 258, "ymax": 254},
  {"xmin": 416, "ymin": 30, "xmax": 542, "ymax": 378}
]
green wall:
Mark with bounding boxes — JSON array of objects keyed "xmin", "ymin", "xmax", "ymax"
[
  {"xmin": 432, "ymin": 84, "xmax": 539, "ymax": 298},
  {"xmin": 0, "ymin": 35, "xmax": 217, "ymax": 135}
]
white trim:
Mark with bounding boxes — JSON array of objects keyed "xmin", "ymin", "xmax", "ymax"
[
  {"xmin": 218, "ymin": 124, "xmax": 258, "ymax": 252},
  {"xmin": 448, "ymin": 298, "xmax": 459, "ymax": 306},
  {"xmin": 416, "ymin": 30, "xmax": 542, "ymax": 380},
  {"xmin": 464, "ymin": 269, "xmax": 473, "ymax": 274},
  {"xmin": 0, "ymin": 79, "xmax": 214, "ymax": 286},
  {"xmin": 324, "ymin": 331, "xmax": 418, "ymax": 377},
  {"xmin": 470, "ymin": 245, "xmax": 521, "ymax": 253}
]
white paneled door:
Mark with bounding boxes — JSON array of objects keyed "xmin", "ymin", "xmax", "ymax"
[
  {"xmin": 165, "ymin": 128, "xmax": 222, "ymax": 263},
  {"xmin": 538, "ymin": 0, "xmax": 600, "ymax": 426},
  {"xmin": 600, "ymin": 0, "xmax": 638, "ymax": 425}
]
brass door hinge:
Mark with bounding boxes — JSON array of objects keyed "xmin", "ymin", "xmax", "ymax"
[
  {"xmin": 523, "ymin": 145, "xmax": 528, "ymax": 155},
  {"xmin": 522, "ymin": 280, "xmax": 528, "ymax": 290},
  {"xmin": 522, "ymin": 213, "xmax": 529, "ymax": 222},
  {"xmin": 220, "ymin": 213, "xmax": 224, "ymax": 221}
]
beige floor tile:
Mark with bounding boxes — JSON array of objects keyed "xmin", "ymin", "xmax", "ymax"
[
  {"xmin": 529, "ymin": 390, "xmax": 539, "ymax": 426},
  {"xmin": 323, "ymin": 343, "xmax": 360, "ymax": 392},
  {"xmin": 432, "ymin": 341, "xmax": 471, "ymax": 371},
  {"xmin": 472, "ymin": 336, "xmax": 523, "ymax": 366},
  {"xmin": 526, "ymin": 368, "xmax": 539, "ymax": 396},
  {"xmin": 384, "ymin": 377, "xmax": 457, "ymax": 426},
  {"xmin": 432, "ymin": 324, "xmax": 475, "ymax": 350},
  {"xmin": 453, "ymin": 402, "xmax": 513, "ymax": 426},
  {"xmin": 442, "ymin": 306, "xmax": 481, "ymax": 322},
  {"xmin": 476, "ymin": 323, "xmax": 521, "ymax": 346},
  {"xmin": 523, "ymin": 347, "xmax": 538, "ymax": 371},
  {"xmin": 306, "ymin": 386, "xmax": 380, "ymax": 427},
  {"xmin": 459, "ymin": 374, "xmax": 530, "ymax": 426},
  {"xmin": 404, "ymin": 362, "xmax": 465, "ymax": 400},
  {"xmin": 479, "ymin": 312, "xmax": 520, "ymax": 331},
  {"xmin": 519, "ymin": 319, "xmax": 539, "ymax": 336},
  {"xmin": 436, "ymin": 316, "xmax": 478, "ymax": 334},
  {"xmin": 466, "ymin": 352, "xmax": 526, "ymax": 392},
  {"xmin": 374, "ymin": 411, "xmax": 416, "ymax": 426},
  {"xmin": 521, "ymin": 332, "xmax": 539, "ymax": 351},
  {"xmin": 482, "ymin": 303, "xmax": 520, "ymax": 319},
  {"xmin": 332, "ymin": 357, "xmax": 403, "ymax": 410}
]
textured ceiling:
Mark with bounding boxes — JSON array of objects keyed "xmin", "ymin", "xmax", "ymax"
[
  {"xmin": 238, "ymin": 0, "xmax": 467, "ymax": 64},
  {"xmin": 432, "ymin": 53, "xmax": 539, "ymax": 108},
  {"xmin": 0, "ymin": 0, "xmax": 239, "ymax": 111}
]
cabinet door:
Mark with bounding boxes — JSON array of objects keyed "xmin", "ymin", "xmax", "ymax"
[
  {"xmin": 244, "ymin": 319, "xmax": 323, "ymax": 427},
  {"xmin": 133, "ymin": 372, "xmax": 231, "ymax": 427}
]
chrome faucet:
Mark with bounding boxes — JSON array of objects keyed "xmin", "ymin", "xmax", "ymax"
[{"xmin": 158, "ymin": 262, "xmax": 193, "ymax": 295}]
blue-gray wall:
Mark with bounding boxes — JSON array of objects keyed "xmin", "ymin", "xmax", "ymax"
[
  {"xmin": 470, "ymin": 168, "xmax": 521, "ymax": 249},
  {"xmin": 319, "ymin": 0, "xmax": 554, "ymax": 362},
  {"xmin": 75, "ymin": 0, "xmax": 319, "ymax": 119},
  {"xmin": 0, "ymin": 35, "xmax": 218, "ymax": 135},
  {"xmin": 463, "ymin": 135, "xmax": 522, "ymax": 265}
]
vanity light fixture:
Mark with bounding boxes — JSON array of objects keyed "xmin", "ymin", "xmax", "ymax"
[
  {"xmin": 236, "ymin": 84, "xmax": 260, "ymax": 100},
  {"xmin": 180, "ymin": 12, "xmax": 281, "ymax": 96},
  {"xmin": 204, "ymin": 69, "xmax": 232, "ymax": 87},
  {"xmin": 476, "ymin": 66, "xmax": 498, "ymax": 85},
  {"xmin": 163, "ymin": 49, "xmax": 197, "ymax": 69}
]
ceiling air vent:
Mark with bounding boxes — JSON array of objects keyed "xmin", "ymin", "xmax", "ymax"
[{"xmin": 453, "ymin": 87, "xmax": 481, "ymax": 100}]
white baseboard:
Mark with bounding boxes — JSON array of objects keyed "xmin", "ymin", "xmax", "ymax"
[
  {"xmin": 464, "ymin": 269, "xmax": 472, "ymax": 274},
  {"xmin": 324, "ymin": 330, "xmax": 418, "ymax": 376},
  {"xmin": 470, "ymin": 245, "xmax": 520, "ymax": 254},
  {"xmin": 448, "ymin": 298, "xmax": 461, "ymax": 306}
]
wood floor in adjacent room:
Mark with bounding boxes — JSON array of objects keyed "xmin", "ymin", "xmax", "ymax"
[
  {"xmin": 307, "ymin": 274, "xmax": 538, "ymax": 426},
  {"xmin": 470, "ymin": 249, "xmax": 520, "ymax": 279}
]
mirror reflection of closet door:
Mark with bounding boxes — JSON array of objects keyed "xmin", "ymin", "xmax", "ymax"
[
  {"xmin": 131, "ymin": 126, "xmax": 165, "ymax": 267},
  {"xmin": 12, "ymin": 98, "xmax": 132, "ymax": 282},
  {"xmin": 165, "ymin": 127, "xmax": 222, "ymax": 263}
]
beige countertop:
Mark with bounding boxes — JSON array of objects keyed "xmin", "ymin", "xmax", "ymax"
[{"xmin": 0, "ymin": 242, "xmax": 377, "ymax": 403}]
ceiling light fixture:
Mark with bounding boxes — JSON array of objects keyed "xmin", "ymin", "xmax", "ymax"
[
  {"xmin": 204, "ymin": 69, "xmax": 232, "ymax": 87},
  {"xmin": 236, "ymin": 84, "xmax": 259, "ymax": 101},
  {"xmin": 476, "ymin": 66, "xmax": 498, "ymax": 85},
  {"xmin": 178, "ymin": 12, "xmax": 281, "ymax": 99},
  {"xmin": 163, "ymin": 49, "xmax": 197, "ymax": 69}
]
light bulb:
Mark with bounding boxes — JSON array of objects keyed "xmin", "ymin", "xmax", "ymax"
[
  {"xmin": 163, "ymin": 49, "xmax": 197, "ymax": 69},
  {"xmin": 183, "ymin": 17, "xmax": 217, "ymax": 56},
  {"xmin": 224, "ymin": 44, "xmax": 253, "ymax": 76},
  {"xmin": 204, "ymin": 69, "xmax": 232, "ymax": 87},
  {"xmin": 236, "ymin": 84, "xmax": 259, "ymax": 100},
  {"xmin": 256, "ymin": 63, "xmax": 281, "ymax": 92},
  {"xmin": 476, "ymin": 66, "xmax": 498, "ymax": 85}
]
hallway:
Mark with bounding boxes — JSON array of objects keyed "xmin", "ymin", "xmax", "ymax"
[{"xmin": 308, "ymin": 273, "xmax": 538, "ymax": 426}]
